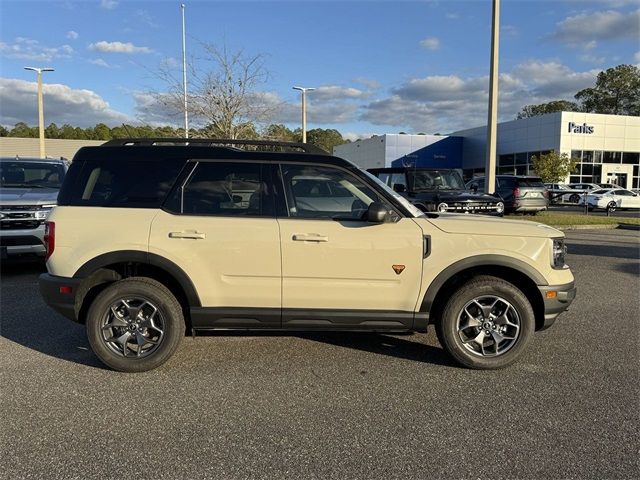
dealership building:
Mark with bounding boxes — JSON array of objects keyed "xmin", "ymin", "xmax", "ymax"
[{"xmin": 334, "ymin": 112, "xmax": 640, "ymax": 189}]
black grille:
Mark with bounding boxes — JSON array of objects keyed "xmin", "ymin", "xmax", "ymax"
[{"xmin": 1, "ymin": 221, "xmax": 40, "ymax": 230}]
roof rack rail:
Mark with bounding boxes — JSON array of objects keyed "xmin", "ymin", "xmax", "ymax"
[{"xmin": 100, "ymin": 138, "xmax": 328, "ymax": 155}]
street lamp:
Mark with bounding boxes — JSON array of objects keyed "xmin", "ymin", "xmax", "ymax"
[
  {"xmin": 180, "ymin": 3, "xmax": 189, "ymax": 139},
  {"xmin": 293, "ymin": 86, "xmax": 315, "ymax": 143},
  {"xmin": 24, "ymin": 67, "xmax": 54, "ymax": 158},
  {"xmin": 484, "ymin": 0, "xmax": 500, "ymax": 194}
]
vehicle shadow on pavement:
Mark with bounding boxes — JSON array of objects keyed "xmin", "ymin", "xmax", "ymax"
[
  {"xmin": 0, "ymin": 260, "xmax": 108, "ymax": 370},
  {"xmin": 298, "ymin": 332, "xmax": 457, "ymax": 367}
]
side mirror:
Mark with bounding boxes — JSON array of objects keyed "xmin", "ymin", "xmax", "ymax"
[
  {"xmin": 393, "ymin": 183, "xmax": 406, "ymax": 193},
  {"xmin": 366, "ymin": 202, "xmax": 389, "ymax": 223}
]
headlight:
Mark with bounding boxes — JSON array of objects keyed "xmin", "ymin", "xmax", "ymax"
[
  {"xmin": 552, "ymin": 238, "xmax": 567, "ymax": 268},
  {"xmin": 35, "ymin": 205, "xmax": 56, "ymax": 220}
]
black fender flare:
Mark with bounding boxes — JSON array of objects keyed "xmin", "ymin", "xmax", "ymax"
[
  {"xmin": 73, "ymin": 250, "xmax": 201, "ymax": 307},
  {"xmin": 420, "ymin": 254, "xmax": 547, "ymax": 312}
]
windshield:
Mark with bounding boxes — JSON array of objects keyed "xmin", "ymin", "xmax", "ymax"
[
  {"xmin": 0, "ymin": 161, "xmax": 65, "ymax": 189},
  {"xmin": 409, "ymin": 170, "xmax": 465, "ymax": 191},
  {"xmin": 362, "ymin": 170, "xmax": 424, "ymax": 217}
]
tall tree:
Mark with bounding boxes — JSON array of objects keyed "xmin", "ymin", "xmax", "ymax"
[
  {"xmin": 306, "ymin": 128, "xmax": 346, "ymax": 153},
  {"xmin": 151, "ymin": 43, "xmax": 273, "ymax": 139},
  {"xmin": 575, "ymin": 64, "xmax": 640, "ymax": 116},
  {"xmin": 263, "ymin": 124, "xmax": 299, "ymax": 142},
  {"xmin": 9, "ymin": 122, "xmax": 37, "ymax": 137},
  {"xmin": 516, "ymin": 100, "xmax": 579, "ymax": 119}
]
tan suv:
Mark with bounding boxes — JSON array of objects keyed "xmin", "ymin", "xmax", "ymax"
[{"xmin": 39, "ymin": 139, "xmax": 576, "ymax": 372}]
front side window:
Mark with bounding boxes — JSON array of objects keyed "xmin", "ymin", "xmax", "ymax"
[
  {"xmin": 409, "ymin": 170, "xmax": 465, "ymax": 191},
  {"xmin": 281, "ymin": 164, "xmax": 385, "ymax": 220},
  {"xmin": 178, "ymin": 162, "xmax": 272, "ymax": 216}
]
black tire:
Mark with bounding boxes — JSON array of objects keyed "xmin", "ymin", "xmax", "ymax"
[
  {"xmin": 569, "ymin": 193, "xmax": 580, "ymax": 204},
  {"xmin": 86, "ymin": 277, "xmax": 184, "ymax": 372},
  {"xmin": 435, "ymin": 275, "xmax": 535, "ymax": 369}
]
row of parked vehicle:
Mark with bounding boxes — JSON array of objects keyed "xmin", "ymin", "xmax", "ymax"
[{"xmin": 544, "ymin": 182, "xmax": 640, "ymax": 211}]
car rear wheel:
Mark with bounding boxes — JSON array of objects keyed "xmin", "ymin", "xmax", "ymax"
[
  {"xmin": 86, "ymin": 277, "xmax": 184, "ymax": 372},
  {"xmin": 569, "ymin": 193, "xmax": 580, "ymax": 203},
  {"xmin": 436, "ymin": 276, "xmax": 535, "ymax": 369}
]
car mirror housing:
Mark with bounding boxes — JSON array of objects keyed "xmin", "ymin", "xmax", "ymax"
[
  {"xmin": 366, "ymin": 202, "xmax": 389, "ymax": 223},
  {"xmin": 393, "ymin": 183, "xmax": 406, "ymax": 193}
]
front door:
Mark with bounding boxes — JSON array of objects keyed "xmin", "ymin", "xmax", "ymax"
[
  {"xmin": 276, "ymin": 163, "xmax": 424, "ymax": 329},
  {"xmin": 602, "ymin": 164, "xmax": 633, "ymax": 189},
  {"xmin": 149, "ymin": 160, "xmax": 281, "ymax": 328}
]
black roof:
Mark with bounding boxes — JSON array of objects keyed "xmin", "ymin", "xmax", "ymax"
[
  {"xmin": 72, "ymin": 138, "xmax": 353, "ymax": 167},
  {"xmin": 368, "ymin": 167, "xmax": 455, "ymax": 173}
]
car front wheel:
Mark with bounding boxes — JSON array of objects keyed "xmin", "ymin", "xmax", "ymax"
[
  {"xmin": 436, "ymin": 276, "xmax": 535, "ymax": 369},
  {"xmin": 86, "ymin": 277, "xmax": 184, "ymax": 372}
]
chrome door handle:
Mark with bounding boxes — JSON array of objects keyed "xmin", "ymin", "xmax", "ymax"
[
  {"xmin": 292, "ymin": 234, "xmax": 329, "ymax": 242},
  {"xmin": 168, "ymin": 231, "xmax": 206, "ymax": 239}
]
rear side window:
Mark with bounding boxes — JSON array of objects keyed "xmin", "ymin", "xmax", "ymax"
[
  {"xmin": 168, "ymin": 162, "xmax": 274, "ymax": 217},
  {"xmin": 58, "ymin": 159, "xmax": 184, "ymax": 208}
]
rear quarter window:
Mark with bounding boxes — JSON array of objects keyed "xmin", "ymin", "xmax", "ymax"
[{"xmin": 58, "ymin": 159, "xmax": 186, "ymax": 208}]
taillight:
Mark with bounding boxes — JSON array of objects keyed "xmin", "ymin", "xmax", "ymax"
[
  {"xmin": 44, "ymin": 221, "xmax": 55, "ymax": 261},
  {"xmin": 513, "ymin": 187, "xmax": 520, "ymax": 198}
]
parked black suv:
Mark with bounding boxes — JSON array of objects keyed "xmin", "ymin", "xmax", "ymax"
[
  {"xmin": 369, "ymin": 167, "xmax": 504, "ymax": 215},
  {"xmin": 466, "ymin": 175, "xmax": 548, "ymax": 214}
]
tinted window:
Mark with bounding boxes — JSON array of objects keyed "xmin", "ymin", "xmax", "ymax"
[
  {"xmin": 0, "ymin": 161, "xmax": 65, "ymax": 189},
  {"xmin": 613, "ymin": 189, "xmax": 632, "ymax": 196},
  {"xmin": 497, "ymin": 177, "xmax": 515, "ymax": 188},
  {"xmin": 281, "ymin": 164, "xmax": 384, "ymax": 219},
  {"xmin": 516, "ymin": 177, "xmax": 544, "ymax": 187},
  {"xmin": 177, "ymin": 162, "xmax": 272, "ymax": 216},
  {"xmin": 59, "ymin": 159, "xmax": 183, "ymax": 207},
  {"xmin": 410, "ymin": 170, "xmax": 465, "ymax": 190}
]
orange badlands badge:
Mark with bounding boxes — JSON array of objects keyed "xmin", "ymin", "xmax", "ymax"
[{"xmin": 392, "ymin": 265, "xmax": 405, "ymax": 275}]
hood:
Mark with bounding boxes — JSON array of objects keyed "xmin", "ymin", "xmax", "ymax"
[
  {"xmin": 410, "ymin": 190, "xmax": 501, "ymax": 202},
  {"xmin": 0, "ymin": 187, "xmax": 59, "ymax": 205},
  {"xmin": 422, "ymin": 213, "xmax": 562, "ymax": 238}
]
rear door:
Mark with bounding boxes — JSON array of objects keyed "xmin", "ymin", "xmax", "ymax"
[{"xmin": 149, "ymin": 160, "xmax": 282, "ymax": 327}]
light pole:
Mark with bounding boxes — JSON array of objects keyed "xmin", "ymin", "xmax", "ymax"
[
  {"xmin": 484, "ymin": 0, "xmax": 500, "ymax": 194},
  {"xmin": 24, "ymin": 67, "xmax": 54, "ymax": 158},
  {"xmin": 293, "ymin": 86, "xmax": 315, "ymax": 143},
  {"xmin": 181, "ymin": 3, "xmax": 189, "ymax": 139}
]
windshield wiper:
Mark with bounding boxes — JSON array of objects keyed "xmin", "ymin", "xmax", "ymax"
[{"xmin": 2, "ymin": 183, "xmax": 51, "ymax": 189}]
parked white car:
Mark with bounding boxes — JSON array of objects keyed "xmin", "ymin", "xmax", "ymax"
[{"xmin": 580, "ymin": 188, "xmax": 640, "ymax": 211}]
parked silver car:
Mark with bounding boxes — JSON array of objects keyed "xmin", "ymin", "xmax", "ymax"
[{"xmin": 0, "ymin": 156, "xmax": 69, "ymax": 259}]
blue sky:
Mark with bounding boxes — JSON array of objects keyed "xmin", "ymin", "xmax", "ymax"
[{"xmin": 1, "ymin": 0, "xmax": 638, "ymax": 138}]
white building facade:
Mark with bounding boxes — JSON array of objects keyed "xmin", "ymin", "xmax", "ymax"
[
  {"xmin": 451, "ymin": 112, "xmax": 640, "ymax": 189},
  {"xmin": 335, "ymin": 112, "xmax": 640, "ymax": 189}
]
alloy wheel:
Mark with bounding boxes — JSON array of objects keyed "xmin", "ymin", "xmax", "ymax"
[
  {"xmin": 101, "ymin": 297, "xmax": 165, "ymax": 358},
  {"xmin": 456, "ymin": 295, "xmax": 520, "ymax": 357}
]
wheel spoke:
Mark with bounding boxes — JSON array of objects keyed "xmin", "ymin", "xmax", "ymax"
[{"xmin": 463, "ymin": 330, "xmax": 486, "ymax": 355}]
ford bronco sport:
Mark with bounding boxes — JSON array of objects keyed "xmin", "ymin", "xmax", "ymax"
[{"xmin": 39, "ymin": 139, "xmax": 576, "ymax": 372}]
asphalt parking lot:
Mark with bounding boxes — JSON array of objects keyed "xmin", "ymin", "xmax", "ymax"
[{"xmin": 1, "ymin": 229, "xmax": 639, "ymax": 479}]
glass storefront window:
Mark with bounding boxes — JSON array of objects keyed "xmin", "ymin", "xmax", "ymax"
[
  {"xmin": 603, "ymin": 151, "xmax": 622, "ymax": 163},
  {"xmin": 527, "ymin": 152, "xmax": 541, "ymax": 164},
  {"xmin": 571, "ymin": 150, "xmax": 582, "ymax": 161},
  {"xmin": 498, "ymin": 166, "xmax": 515, "ymax": 175},
  {"xmin": 515, "ymin": 152, "xmax": 527, "ymax": 165},
  {"xmin": 499, "ymin": 154, "xmax": 514, "ymax": 166},
  {"xmin": 622, "ymin": 152, "xmax": 639, "ymax": 165},
  {"xmin": 633, "ymin": 178, "xmax": 639, "ymax": 189},
  {"xmin": 582, "ymin": 151, "xmax": 594, "ymax": 163},
  {"xmin": 634, "ymin": 165, "xmax": 639, "ymax": 177},
  {"xmin": 594, "ymin": 151, "xmax": 603, "ymax": 163},
  {"xmin": 515, "ymin": 165, "xmax": 527, "ymax": 175},
  {"xmin": 570, "ymin": 176, "xmax": 580, "ymax": 183},
  {"xmin": 582, "ymin": 164, "xmax": 593, "ymax": 175}
]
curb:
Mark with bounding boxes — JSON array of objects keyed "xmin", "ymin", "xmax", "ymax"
[
  {"xmin": 558, "ymin": 224, "xmax": 619, "ymax": 231},
  {"xmin": 557, "ymin": 223, "xmax": 640, "ymax": 231}
]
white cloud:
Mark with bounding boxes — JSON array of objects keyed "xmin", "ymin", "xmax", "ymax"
[
  {"xmin": 580, "ymin": 53, "xmax": 606, "ymax": 64},
  {"xmin": 100, "ymin": 0, "xmax": 118, "ymax": 10},
  {"xmin": 353, "ymin": 77, "xmax": 381, "ymax": 90},
  {"xmin": 360, "ymin": 61, "xmax": 599, "ymax": 133},
  {"xmin": 89, "ymin": 41, "xmax": 152, "ymax": 54},
  {"xmin": 550, "ymin": 9, "xmax": 640, "ymax": 47},
  {"xmin": 0, "ymin": 37, "xmax": 74, "ymax": 62},
  {"xmin": 309, "ymin": 85, "xmax": 369, "ymax": 102},
  {"xmin": 66, "ymin": 30, "xmax": 78, "ymax": 40},
  {"xmin": 419, "ymin": 37, "xmax": 440, "ymax": 51},
  {"xmin": 445, "ymin": 12, "xmax": 459, "ymax": 20},
  {"xmin": 0, "ymin": 77, "xmax": 130, "ymax": 127},
  {"xmin": 89, "ymin": 58, "xmax": 113, "ymax": 68}
]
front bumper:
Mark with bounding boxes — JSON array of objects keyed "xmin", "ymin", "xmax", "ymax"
[
  {"xmin": 537, "ymin": 281, "xmax": 577, "ymax": 330},
  {"xmin": 39, "ymin": 273, "xmax": 82, "ymax": 322},
  {"xmin": 0, "ymin": 224, "xmax": 46, "ymax": 258}
]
